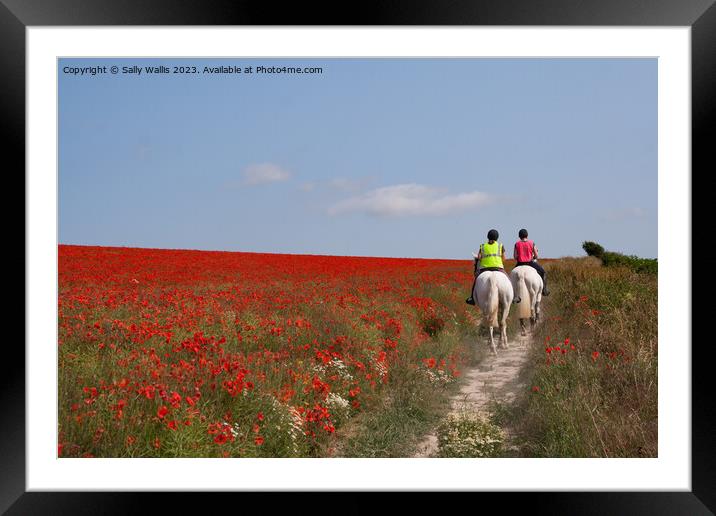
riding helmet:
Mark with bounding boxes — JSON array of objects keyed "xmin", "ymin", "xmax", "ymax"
[
  {"xmin": 487, "ymin": 229, "xmax": 499, "ymax": 241},
  {"xmin": 519, "ymin": 228, "xmax": 528, "ymax": 239}
]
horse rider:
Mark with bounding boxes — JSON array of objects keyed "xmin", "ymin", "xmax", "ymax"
[
  {"xmin": 512, "ymin": 228, "xmax": 550, "ymax": 296},
  {"xmin": 466, "ymin": 229, "xmax": 520, "ymax": 305}
]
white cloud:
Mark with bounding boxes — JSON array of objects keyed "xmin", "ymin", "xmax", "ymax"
[
  {"xmin": 328, "ymin": 183, "xmax": 494, "ymax": 217},
  {"xmin": 241, "ymin": 163, "xmax": 291, "ymax": 185}
]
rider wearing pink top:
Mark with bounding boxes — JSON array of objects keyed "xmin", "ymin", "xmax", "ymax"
[
  {"xmin": 515, "ymin": 239, "xmax": 536, "ymax": 262},
  {"xmin": 513, "ymin": 228, "xmax": 549, "ymax": 296}
]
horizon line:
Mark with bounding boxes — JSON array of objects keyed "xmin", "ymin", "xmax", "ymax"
[{"xmin": 56, "ymin": 243, "xmax": 572, "ymax": 261}]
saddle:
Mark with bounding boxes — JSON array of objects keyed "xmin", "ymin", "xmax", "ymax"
[{"xmin": 477, "ymin": 267, "xmax": 510, "ymax": 277}]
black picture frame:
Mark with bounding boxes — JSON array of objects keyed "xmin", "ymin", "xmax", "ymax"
[{"xmin": 7, "ymin": 0, "xmax": 714, "ymax": 513}]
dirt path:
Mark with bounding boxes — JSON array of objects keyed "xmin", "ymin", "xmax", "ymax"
[{"xmin": 412, "ymin": 332, "xmax": 532, "ymax": 457}]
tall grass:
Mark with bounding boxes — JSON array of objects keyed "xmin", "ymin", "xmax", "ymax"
[
  {"xmin": 509, "ymin": 257, "xmax": 657, "ymax": 457},
  {"xmin": 334, "ymin": 288, "xmax": 485, "ymax": 457}
]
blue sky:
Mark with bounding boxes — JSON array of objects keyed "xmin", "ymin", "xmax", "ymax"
[{"xmin": 59, "ymin": 58, "xmax": 657, "ymax": 259}]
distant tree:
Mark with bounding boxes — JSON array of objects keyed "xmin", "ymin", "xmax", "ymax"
[{"xmin": 582, "ymin": 241, "xmax": 605, "ymax": 258}]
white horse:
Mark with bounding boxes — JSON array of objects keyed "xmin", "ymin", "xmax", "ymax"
[
  {"xmin": 474, "ymin": 271, "xmax": 514, "ymax": 355},
  {"xmin": 510, "ymin": 265, "xmax": 543, "ymax": 336}
]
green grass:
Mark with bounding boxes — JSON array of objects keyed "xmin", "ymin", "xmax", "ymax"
[
  {"xmin": 436, "ymin": 412, "xmax": 505, "ymax": 457},
  {"xmin": 601, "ymin": 252, "xmax": 658, "ymax": 274},
  {"xmin": 507, "ymin": 257, "xmax": 657, "ymax": 457},
  {"xmin": 335, "ymin": 323, "xmax": 486, "ymax": 457}
]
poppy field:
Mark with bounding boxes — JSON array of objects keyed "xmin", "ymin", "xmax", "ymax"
[
  {"xmin": 58, "ymin": 245, "xmax": 485, "ymax": 457},
  {"xmin": 57, "ymin": 245, "xmax": 657, "ymax": 458}
]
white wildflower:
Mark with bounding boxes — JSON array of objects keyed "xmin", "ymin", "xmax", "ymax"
[
  {"xmin": 329, "ymin": 358, "xmax": 354, "ymax": 382},
  {"xmin": 436, "ymin": 413, "xmax": 505, "ymax": 458},
  {"xmin": 420, "ymin": 367, "xmax": 455, "ymax": 387},
  {"xmin": 325, "ymin": 392, "xmax": 351, "ymax": 426},
  {"xmin": 374, "ymin": 360, "xmax": 388, "ymax": 379},
  {"xmin": 313, "ymin": 358, "xmax": 354, "ymax": 382},
  {"xmin": 265, "ymin": 396, "xmax": 304, "ymax": 454}
]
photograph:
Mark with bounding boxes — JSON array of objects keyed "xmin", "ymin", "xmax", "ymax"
[
  {"xmin": 7, "ymin": 6, "xmax": 710, "ymax": 509},
  {"xmin": 57, "ymin": 56, "xmax": 658, "ymax": 459}
]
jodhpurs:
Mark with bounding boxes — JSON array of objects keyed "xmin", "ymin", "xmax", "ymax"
[{"xmin": 468, "ymin": 266, "xmax": 509, "ymax": 300}]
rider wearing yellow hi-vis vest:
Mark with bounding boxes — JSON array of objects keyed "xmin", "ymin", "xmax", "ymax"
[
  {"xmin": 479, "ymin": 240, "xmax": 504, "ymax": 269},
  {"xmin": 466, "ymin": 229, "xmax": 521, "ymax": 306}
]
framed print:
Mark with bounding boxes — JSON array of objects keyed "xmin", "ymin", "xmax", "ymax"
[{"xmin": 7, "ymin": 0, "xmax": 715, "ymax": 513}]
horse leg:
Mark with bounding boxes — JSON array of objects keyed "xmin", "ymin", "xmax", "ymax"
[
  {"xmin": 530, "ymin": 300, "xmax": 536, "ymax": 330},
  {"xmin": 535, "ymin": 298, "xmax": 541, "ymax": 323},
  {"xmin": 531, "ymin": 290, "xmax": 541, "ymax": 329},
  {"xmin": 489, "ymin": 326, "xmax": 497, "ymax": 355},
  {"xmin": 520, "ymin": 318, "xmax": 527, "ymax": 336},
  {"xmin": 500, "ymin": 312, "xmax": 509, "ymax": 349}
]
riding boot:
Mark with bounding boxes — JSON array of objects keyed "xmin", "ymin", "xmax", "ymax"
[
  {"xmin": 542, "ymin": 272, "xmax": 550, "ymax": 296},
  {"xmin": 466, "ymin": 275, "xmax": 477, "ymax": 305}
]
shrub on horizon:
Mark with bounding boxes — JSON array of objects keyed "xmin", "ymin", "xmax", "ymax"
[
  {"xmin": 581, "ymin": 241, "xmax": 656, "ymax": 274},
  {"xmin": 601, "ymin": 251, "xmax": 657, "ymax": 274},
  {"xmin": 582, "ymin": 241, "xmax": 605, "ymax": 259}
]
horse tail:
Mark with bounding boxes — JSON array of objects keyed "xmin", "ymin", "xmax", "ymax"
[
  {"xmin": 517, "ymin": 273, "xmax": 532, "ymax": 319},
  {"xmin": 486, "ymin": 274, "xmax": 500, "ymax": 327}
]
